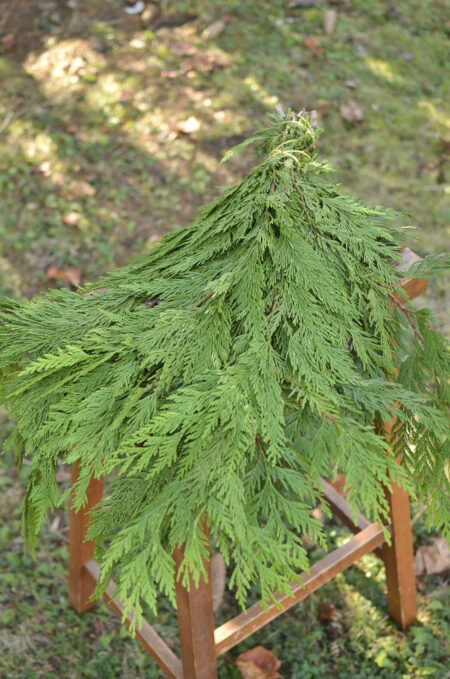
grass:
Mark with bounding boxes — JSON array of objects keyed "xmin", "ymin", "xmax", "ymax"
[{"xmin": 0, "ymin": 0, "xmax": 448, "ymax": 676}]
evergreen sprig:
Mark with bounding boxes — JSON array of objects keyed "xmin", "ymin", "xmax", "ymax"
[{"xmin": 0, "ymin": 113, "xmax": 448, "ymax": 629}]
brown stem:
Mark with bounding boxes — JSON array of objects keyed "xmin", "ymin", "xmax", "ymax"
[
  {"xmin": 391, "ymin": 297, "xmax": 424, "ymax": 344},
  {"xmin": 255, "ymin": 434, "xmax": 265, "ymax": 457},
  {"xmin": 194, "ymin": 290, "xmax": 214, "ymax": 307},
  {"xmin": 321, "ymin": 412, "xmax": 338, "ymax": 426}
]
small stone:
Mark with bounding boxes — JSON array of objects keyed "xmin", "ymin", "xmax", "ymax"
[
  {"xmin": 201, "ymin": 19, "xmax": 226, "ymax": 41},
  {"xmin": 124, "ymin": 0, "xmax": 145, "ymax": 15}
]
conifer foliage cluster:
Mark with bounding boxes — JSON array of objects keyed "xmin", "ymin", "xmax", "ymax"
[{"xmin": 0, "ymin": 113, "xmax": 448, "ymax": 627}]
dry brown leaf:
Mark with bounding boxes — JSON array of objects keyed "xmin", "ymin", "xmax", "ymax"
[
  {"xmin": 201, "ymin": 19, "xmax": 226, "ymax": 41},
  {"xmin": 319, "ymin": 600, "xmax": 336, "ymax": 622},
  {"xmin": 194, "ymin": 54, "xmax": 214, "ymax": 72},
  {"xmin": 64, "ymin": 268, "xmax": 81, "ymax": 287},
  {"xmin": 90, "ymin": 619, "xmax": 104, "ymax": 638},
  {"xmin": 161, "ymin": 69, "xmax": 181, "ymax": 79},
  {"xmin": 181, "ymin": 55, "xmax": 213, "ymax": 73},
  {"xmin": 418, "ymin": 161, "xmax": 439, "ymax": 177},
  {"xmin": 0, "ymin": 33, "xmax": 15, "ymax": 52},
  {"xmin": 46, "ymin": 266, "xmax": 81, "ymax": 287},
  {"xmin": 46, "ymin": 267, "xmax": 64, "ymax": 280},
  {"xmin": 214, "ymin": 52, "xmax": 228, "ymax": 68},
  {"xmin": 170, "ymin": 40, "xmax": 197, "ymax": 56},
  {"xmin": 303, "ymin": 36, "xmax": 321, "ymax": 48},
  {"xmin": 175, "ymin": 116, "xmax": 201, "ymax": 134},
  {"xmin": 63, "ymin": 211, "xmax": 81, "ymax": 226},
  {"xmin": 235, "ymin": 646, "xmax": 282, "ymax": 679},
  {"xmin": 414, "ymin": 538, "xmax": 450, "ymax": 575},
  {"xmin": 303, "ymin": 36, "xmax": 324, "ymax": 56},
  {"xmin": 181, "ymin": 51, "xmax": 230, "ymax": 73},
  {"xmin": 323, "ymin": 9, "xmax": 337, "ymax": 35},
  {"xmin": 340, "ymin": 99, "xmax": 363, "ymax": 124},
  {"xmin": 212, "ymin": 53, "xmax": 231, "ymax": 67},
  {"xmin": 66, "ymin": 180, "xmax": 96, "ymax": 198}
]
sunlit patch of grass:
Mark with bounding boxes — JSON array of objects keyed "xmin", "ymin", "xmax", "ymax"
[
  {"xmin": 20, "ymin": 130, "xmax": 58, "ymax": 164},
  {"xmin": 85, "ymin": 72, "xmax": 123, "ymax": 108},
  {"xmin": 244, "ymin": 76, "xmax": 280, "ymax": 108},
  {"xmin": 417, "ymin": 101, "xmax": 450, "ymax": 132},
  {"xmin": 24, "ymin": 38, "xmax": 106, "ymax": 100},
  {"xmin": 364, "ymin": 57, "xmax": 407, "ymax": 87}
]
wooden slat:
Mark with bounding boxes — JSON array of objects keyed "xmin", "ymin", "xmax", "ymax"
[
  {"xmin": 84, "ymin": 560, "xmax": 183, "ymax": 679},
  {"xmin": 380, "ymin": 255, "xmax": 419, "ymax": 628},
  {"xmin": 174, "ymin": 519, "xmax": 218, "ymax": 679},
  {"xmin": 382, "ymin": 481, "xmax": 417, "ymax": 628},
  {"xmin": 320, "ymin": 478, "xmax": 386, "ymax": 560},
  {"xmin": 380, "ymin": 416, "xmax": 417, "ymax": 628},
  {"xmin": 68, "ymin": 464, "xmax": 104, "ymax": 614},
  {"xmin": 320, "ymin": 478, "xmax": 370, "ymax": 532},
  {"xmin": 214, "ymin": 522, "xmax": 386, "ymax": 656}
]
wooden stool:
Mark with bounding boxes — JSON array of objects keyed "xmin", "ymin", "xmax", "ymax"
[{"xmin": 68, "ymin": 250, "xmax": 426, "ymax": 679}]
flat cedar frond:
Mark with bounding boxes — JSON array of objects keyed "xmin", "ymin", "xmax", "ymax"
[{"xmin": 0, "ymin": 112, "xmax": 448, "ymax": 630}]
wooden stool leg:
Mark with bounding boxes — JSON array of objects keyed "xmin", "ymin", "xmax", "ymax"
[
  {"xmin": 380, "ymin": 410, "xmax": 417, "ymax": 629},
  {"xmin": 382, "ymin": 480, "xmax": 417, "ymax": 628},
  {"xmin": 174, "ymin": 523, "xmax": 218, "ymax": 679},
  {"xmin": 69, "ymin": 463, "xmax": 104, "ymax": 614}
]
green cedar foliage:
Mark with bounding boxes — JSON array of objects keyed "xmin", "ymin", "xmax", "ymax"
[{"xmin": 0, "ymin": 113, "xmax": 448, "ymax": 629}]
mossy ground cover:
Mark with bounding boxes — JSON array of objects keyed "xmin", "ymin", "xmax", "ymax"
[{"xmin": 0, "ymin": 1, "xmax": 448, "ymax": 677}]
